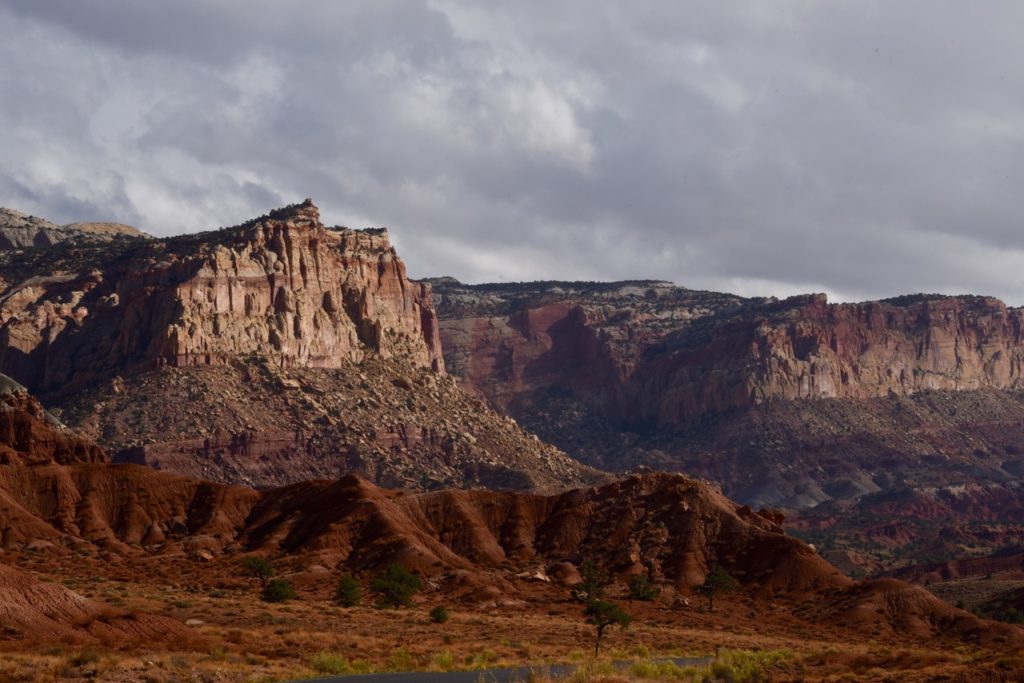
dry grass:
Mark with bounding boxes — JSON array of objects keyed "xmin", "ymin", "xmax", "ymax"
[{"xmin": 1, "ymin": 552, "xmax": 1022, "ymax": 682}]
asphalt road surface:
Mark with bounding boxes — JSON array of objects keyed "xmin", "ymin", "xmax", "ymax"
[{"xmin": 289, "ymin": 657, "xmax": 713, "ymax": 683}]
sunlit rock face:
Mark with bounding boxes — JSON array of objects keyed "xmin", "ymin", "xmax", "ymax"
[{"xmin": 0, "ymin": 199, "xmax": 444, "ymax": 393}]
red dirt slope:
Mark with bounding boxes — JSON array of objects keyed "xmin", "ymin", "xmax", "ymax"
[
  {"xmin": 1, "ymin": 382, "xmax": 1020, "ymax": 647},
  {"xmin": 0, "ymin": 561, "xmax": 197, "ymax": 647}
]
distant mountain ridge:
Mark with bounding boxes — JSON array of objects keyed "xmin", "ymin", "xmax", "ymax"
[
  {"xmin": 430, "ymin": 278, "xmax": 1024, "ymax": 570},
  {"xmin": 0, "ymin": 206, "xmax": 149, "ymax": 250}
]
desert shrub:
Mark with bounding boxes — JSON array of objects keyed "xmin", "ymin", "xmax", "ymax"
[
  {"xmin": 630, "ymin": 659, "xmax": 704, "ymax": 680},
  {"xmin": 430, "ymin": 605, "xmax": 450, "ymax": 623},
  {"xmin": 241, "ymin": 556, "xmax": 274, "ymax": 588},
  {"xmin": 310, "ymin": 651, "xmax": 352, "ymax": 675},
  {"xmin": 370, "ymin": 564, "xmax": 421, "ymax": 608},
  {"xmin": 385, "ymin": 647, "xmax": 415, "ymax": 671},
  {"xmin": 335, "ymin": 573, "xmax": 362, "ymax": 607},
  {"xmin": 627, "ymin": 574, "xmax": 660, "ymax": 601},
  {"xmin": 431, "ymin": 649, "xmax": 456, "ymax": 670},
  {"xmin": 711, "ymin": 649, "xmax": 792, "ymax": 683},
  {"xmin": 68, "ymin": 647, "xmax": 102, "ymax": 667},
  {"xmin": 261, "ymin": 578, "xmax": 296, "ymax": 603}
]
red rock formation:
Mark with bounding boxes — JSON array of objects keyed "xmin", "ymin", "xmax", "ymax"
[
  {"xmin": 0, "ymin": 375, "xmax": 105, "ymax": 466},
  {"xmin": 0, "ymin": 388, "xmax": 1016, "ymax": 647},
  {"xmin": 629, "ymin": 294, "xmax": 1024, "ymax": 427},
  {"xmin": 435, "ymin": 282, "xmax": 1024, "ymax": 427},
  {"xmin": 0, "ymin": 561, "xmax": 199, "ymax": 647},
  {"xmin": 0, "ymin": 200, "xmax": 443, "ymax": 395}
]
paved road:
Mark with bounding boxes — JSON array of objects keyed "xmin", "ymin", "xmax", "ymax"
[{"xmin": 289, "ymin": 657, "xmax": 712, "ymax": 683}]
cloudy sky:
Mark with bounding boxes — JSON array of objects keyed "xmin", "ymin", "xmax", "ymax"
[{"xmin": 2, "ymin": 1, "xmax": 1023, "ymax": 303}]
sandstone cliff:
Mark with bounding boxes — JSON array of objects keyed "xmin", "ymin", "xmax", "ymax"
[
  {"xmin": 432, "ymin": 280, "xmax": 1024, "ymax": 543},
  {"xmin": 434, "ymin": 281, "xmax": 1024, "ymax": 426},
  {"xmin": 0, "ymin": 204, "xmax": 599, "ymax": 492},
  {"xmin": 628, "ymin": 293, "xmax": 1024, "ymax": 426},
  {"xmin": 0, "ymin": 200, "xmax": 442, "ymax": 394}
]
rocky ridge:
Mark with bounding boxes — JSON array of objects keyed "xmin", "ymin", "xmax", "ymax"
[
  {"xmin": 0, "ymin": 207, "xmax": 148, "ymax": 250},
  {"xmin": 431, "ymin": 280, "xmax": 1024, "ymax": 568},
  {"xmin": 0, "ymin": 205, "xmax": 596, "ymax": 491},
  {"xmin": 0, "ymin": 200, "xmax": 442, "ymax": 396},
  {"xmin": 432, "ymin": 280, "xmax": 1024, "ymax": 428},
  {"xmin": 0, "ymin": 388, "xmax": 1016, "ymax": 647}
]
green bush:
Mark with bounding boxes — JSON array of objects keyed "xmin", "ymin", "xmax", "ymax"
[
  {"xmin": 261, "ymin": 578, "xmax": 297, "ymax": 603},
  {"xmin": 310, "ymin": 652, "xmax": 352, "ymax": 675},
  {"xmin": 335, "ymin": 573, "xmax": 362, "ymax": 607},
  {"xmin": 370, "ymin": 564, "xmax": 422, "ymax": 608},
  {"xmin": 241, "ymin": 556, "xmax": 274, "ymax": 588},
  {"xmin": 430, "ymin": 605, "xmax": 450, "ymax": 624},
  {"xmin": 627, "ymin": 574, "xmax": 660, "ymax": 601}
]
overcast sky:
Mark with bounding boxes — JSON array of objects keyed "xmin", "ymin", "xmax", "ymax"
[{"xmin": 2, "ymin": 1, "xmax": 1023, "ymax": 304}]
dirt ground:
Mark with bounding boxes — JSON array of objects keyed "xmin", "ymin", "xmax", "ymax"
[{"xmin": 2, "ymin": 551, "xmax": 1022, "ymax": 683}]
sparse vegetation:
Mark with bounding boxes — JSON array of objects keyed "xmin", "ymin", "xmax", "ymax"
[
  {"xmin": 370, "ymin": 564, "xmax": 422, "ymax": 608},
  {"xmin": 697, "ymin": 566, "xmax": 738, "ymax": 612},
  {"xmin": 334, "ymin": 573, "xmax": 362, "ymax": 607},
  {"xmin": 261, "ymin": 578, "xmax": 296, "ymax": 603},
  {"xmin": 627, "ymin": 574, "xmax": 660, "ymax": 602},
  {"xmin": 241, "ymin": 556, "xmax": 274, "ymax": 589},
  {"xmin": 310, "ymin": 651, "xmax": 352, "ymax": 675},
  {"xmin": 583, "ymin": 600, "xmax": 631, "ymax": 657},
  {"xmin": 430, "ymin": 605, "xmax": 450, "ymax": 624}
]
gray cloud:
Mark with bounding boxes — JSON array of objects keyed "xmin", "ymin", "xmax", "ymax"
[{"xmin": 2, "ymin": 0, "xmax": 1023, "ymax": 303}]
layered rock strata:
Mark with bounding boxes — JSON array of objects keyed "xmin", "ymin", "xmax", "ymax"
[
  {"xmin": 0, "ymin": 200, "xmax": 443, "ymax": 396},
  {"xmin": 432, "ymin": 280, "xmax": 1024, "ymax": 533}
]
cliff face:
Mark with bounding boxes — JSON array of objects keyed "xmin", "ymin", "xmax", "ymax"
[
  {"xmin": 432, "ymin": 280, "xmax": 1024, "ymax": 528},
  {"xmin": 630, "ymin": 294, "xmax": 1024, "ymax": 428},
  {"xmin": 435, "ymin": 282, "xmax": 1024, "ymax": 428},
  {"xmin": 0, "ymin": 204, "xmax": 599, "ymax": 492},
  {"xmin": 0, "ymin": 200, "xmax": 443, "ymax": 395},
  {"xmin": 431, "ymin": 279, "xmax": 749, "ymax": 416}
]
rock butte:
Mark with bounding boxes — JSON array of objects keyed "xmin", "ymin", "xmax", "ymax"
[
  {"xmin": 0, "ymin": 199, "xmax": 442, "ymax": 393},
  {"xmin": 0, "ymin": 202, "xmax": 597, "ymax": 492}
]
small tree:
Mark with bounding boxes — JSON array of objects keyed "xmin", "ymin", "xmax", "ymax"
[
  {"xmin": 261, "ymin": 578, "xmax": 297, "ymax": 603},
  {"xmin": 429, "ymin": 605, "xmax": 450, "ymax": 624},
  {"xmin": 370, "ymin": 564, "xmax": 422, "ymax": 608},
  {"xmin": 335, "ymin": 573, "xmax": 362, "ymax": 607},
  {"xmin": 627, "ymin": 574, "xmax": 660, "ymax": 602},
  {"xmin": 696, "ymin": 565, "xmax": 738, "ymax": 612},
  {"xmin": 242, "ymin": 556, "xmax": 274, "ymax": 589},
  {"xmin": 584, "ymin": 600, "xmax": 631, "ymax": 657},
  {"xmin": 572, "ymin": 559, "xmax": 609, "ymax": 603}
]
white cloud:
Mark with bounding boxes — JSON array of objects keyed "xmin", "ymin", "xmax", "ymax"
[{"xmin": 1, "ymin": 1, "xmax": 1024, "ymax": 304}]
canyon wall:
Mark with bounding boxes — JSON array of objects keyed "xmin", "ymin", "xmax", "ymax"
[
  {"xmin": 434, "ymin": 281, "xmax": 1024, "ymax": 428},
  {"xmin": 0, "ymin": 200, "xmax": 443, "ymax": 394}
]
